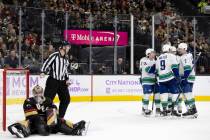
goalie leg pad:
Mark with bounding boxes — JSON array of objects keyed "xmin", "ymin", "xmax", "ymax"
[
  {"xmin": 58, "ymin": 120, "xmax": 86, "ymax": 136},
  {"xmin": 58, "ymin": 120, "xmax": 74, "ymax": 135},
  {"xmin": 34, "ymin": 116, "xmax": 50, "ymax": 136},
  {"xmin": 72, "ymin": 120, "xmax": 86, "ymax": 136},
  {"xmin": 8, "ymin": 120, "xmax": 31, "ymax": 138},
  {"xmin": 46, "ymin": 108, "xmax": 58, "ymax": 126}
]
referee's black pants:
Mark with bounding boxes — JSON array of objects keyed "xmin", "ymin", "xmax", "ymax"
[{"xmin": 44, "ymin": 76, "xmax": 70, "ymax": 118}]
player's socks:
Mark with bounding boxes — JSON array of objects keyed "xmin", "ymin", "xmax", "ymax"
[
  {"xmin": 154, "ymin": 93, "xmax": 161, "ymax": 109},
  {"xmin": 178, "ymin": 97, "xmax": 182, "ymax": 113},
  {"xmin": 160, "ymin": 93, "xmax": 169, "ymax": 114}
]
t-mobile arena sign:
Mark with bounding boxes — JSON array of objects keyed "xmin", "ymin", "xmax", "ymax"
[{"xmin": 64, "ymin": 30, "xmax": 128, "ymax": 46}]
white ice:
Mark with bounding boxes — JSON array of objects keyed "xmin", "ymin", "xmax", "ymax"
[{"xmin": 1, "ymin": 101, "xmax": 210, "ymax": 140}]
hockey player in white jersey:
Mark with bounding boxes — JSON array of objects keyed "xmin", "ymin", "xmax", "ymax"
[
  {"xmin": 156, "ymin": 44, "xmax": 181, "ymax": 117},
  {"xmin": 169, "ymin": 46, "xmax": 183, "ymax": 114},
  {"xmin": 139, "ymin": 49, "xmax": 161, "ymax": 116},
  {"xmin": 177, "ymin": 43, "xmax": 198, "ymax": 118}
]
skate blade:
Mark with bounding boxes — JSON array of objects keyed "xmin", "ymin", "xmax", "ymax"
[
  {"xmin": 155, "ymin": 112, "xmax": 162, "ymax": 117},
  {"xmin": 11, "ymin": 126, "xmax": 24, "ymax": 138},
  {"xmin": 159, "ymin": 113, "xmax": 171, "ymax": 118},
  {"xmin": 170, "ymin": 115, "xmax": 182, "ymax": 119},
  {"xmin": 142, "ymin": 113, "xmax": 152, "ymax": 117},
  {"xmin": 142, "ymin": 110, "xmax": 153, "ymax": 117},
  {"xmin": 182, "ymin": 114, "xmax": 198, "ymax": 119},
  {"xmin": 82, "ymin": 121, "xmax": 90, "ymax": 136},
  {"xmin": 158, "ymin": 115, "xmax": 181, "ymax": 120},
  {"xmin": 155, "ymin": 115, "xmax": 172, "ymax": 120}
]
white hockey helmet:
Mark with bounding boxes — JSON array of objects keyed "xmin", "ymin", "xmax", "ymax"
[
  {"xmin": 145, "ymin": 48, "xmax": 155, "ymax": 56},
  {"xmin": 170, "ymin": 46, "xmax": 177, "ymax": 52},
  {"xmin": 162, "ymin": 44, "xmax": 171, "ymax": 52},
  {"xmin": 178, "ymin": 43, "xmax": 188, "ymax": 51}
]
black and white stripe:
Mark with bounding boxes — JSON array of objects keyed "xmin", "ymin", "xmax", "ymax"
[{"xmin": 41, "ymin": 52, "xmax": 69, "ymax": 81}]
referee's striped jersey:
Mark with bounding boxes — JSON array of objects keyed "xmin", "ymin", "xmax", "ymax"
[{"xmin": 41, "ymin": 52, "xmax": 69, "ymax": 81}]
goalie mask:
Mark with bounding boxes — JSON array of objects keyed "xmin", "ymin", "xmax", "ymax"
[{"xmin": 32, "ymin": 85, "xmax": 45, "ymax": 104}]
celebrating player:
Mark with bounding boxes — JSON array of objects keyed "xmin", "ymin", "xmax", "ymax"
[
  {"xmin": 169, "ymin": 46, "xmax": 183, "ymax": 114},
  {"xmin": 139, "ymin": 48, "xmax": 161, "ymax": 116},
  {"xmin": 177, "ymin": 43, "xmax": 198, "ymax": 118},
  {"xmin": 156, "ymin": 44, "xmax": 181, "ymax": 117},
  {"xmin": 8, "ymin": 85, "xmax": 87, "ymax": 138}
]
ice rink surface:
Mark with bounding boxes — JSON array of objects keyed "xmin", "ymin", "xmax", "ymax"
[{"xmin": 1, "ymin": 101, "xmax": 210, "ymax": 140}]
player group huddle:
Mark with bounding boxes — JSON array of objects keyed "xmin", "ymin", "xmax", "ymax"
[{"xmin": 140, "ymin": 43, "xmax": 198, "ymax": 118}]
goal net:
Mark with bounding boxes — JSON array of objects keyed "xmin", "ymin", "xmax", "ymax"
[{"xmin": 0, "ymin": 69, "xmax": 29, "ymax": 131}]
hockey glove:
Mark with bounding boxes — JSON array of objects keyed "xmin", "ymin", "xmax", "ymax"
[{"xmin": 181, "ymin": 76, "xmax": 188, "ymax": 85}]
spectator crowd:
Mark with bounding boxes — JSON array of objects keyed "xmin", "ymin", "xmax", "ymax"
[{"xmin": 0, "ymin": 0, "xmax": 210, "ymax": 74}]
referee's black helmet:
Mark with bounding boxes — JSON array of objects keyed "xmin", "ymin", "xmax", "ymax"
[{"xmin": 60, "ymin": 40, "xmax": 70, "ymax": 48}]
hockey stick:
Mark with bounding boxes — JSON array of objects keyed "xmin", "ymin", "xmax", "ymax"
[
  {"xmin": 151, "ymin": 79, "xmax": 158, "ymax": 111},
  {"xmin": 173, "ymin": 52, "xmax": 202, "ymax": 109},
  {"xmin": 191, "ymin": 52, "xmax": 202, "ymax": 72},
  {"xmin": 151, "ymin": 56, "xmax": 159, "ymax": 112},
  {"xmin": 152, "ymin": 70, "xmax": 158, "ymax": 112},
  {"xmin": 151, "ymin": 86, "xmax": 155, "ymax": 111}
]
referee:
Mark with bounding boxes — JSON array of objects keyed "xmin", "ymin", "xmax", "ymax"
[{"xmin": 40, "ymin": 40, "xmax": 71, "ymax": 118}]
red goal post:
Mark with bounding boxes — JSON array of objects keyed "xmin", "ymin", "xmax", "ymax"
[{"xmin": 0, "ymin": 68, "xmax": 30, "ymax": 131}]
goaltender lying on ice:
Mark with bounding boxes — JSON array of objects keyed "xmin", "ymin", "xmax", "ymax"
[{"xmin": 8, "ymin": 85, "xmax": 89, "ymax": 138}]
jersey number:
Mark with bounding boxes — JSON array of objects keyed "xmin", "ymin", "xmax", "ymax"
[{"xmin": 160, "ymin": 60, "xmax": 166, "ymax": 70}]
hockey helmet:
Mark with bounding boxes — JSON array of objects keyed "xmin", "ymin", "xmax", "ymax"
[
  {"xmin": 170, "ymin": 46, "xmax": 177, "ymax": 52},
  {"xmin": 61, "ymin": 40, "xmax": 70, "ymax": 46},
  {"xmin": 162, "ymin": 44, "xmax": 171, "ymax": 53},
  {"xmin": 32, "ymin": 85, "xmax": 44, "ymax": 97},
  {"xmin": 178, "ymin": 43, "xmax": 188, "ymax": 51},
  {"xmin": 59, "ymin": 40, "xmax": 70, "ymax": 49},
  {"xmin": 145, "ymin": 48, "xmax": 155, "ymax": 56}
]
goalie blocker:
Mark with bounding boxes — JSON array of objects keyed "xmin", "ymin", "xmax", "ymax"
[{"xmin": 8, "ymin": 85, "xmax": 87, "ymax": 138}]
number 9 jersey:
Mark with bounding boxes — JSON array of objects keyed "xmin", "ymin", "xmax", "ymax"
[{"xmin": 156, "ymin": 53, "xmax": 179, "ymax": 82}]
